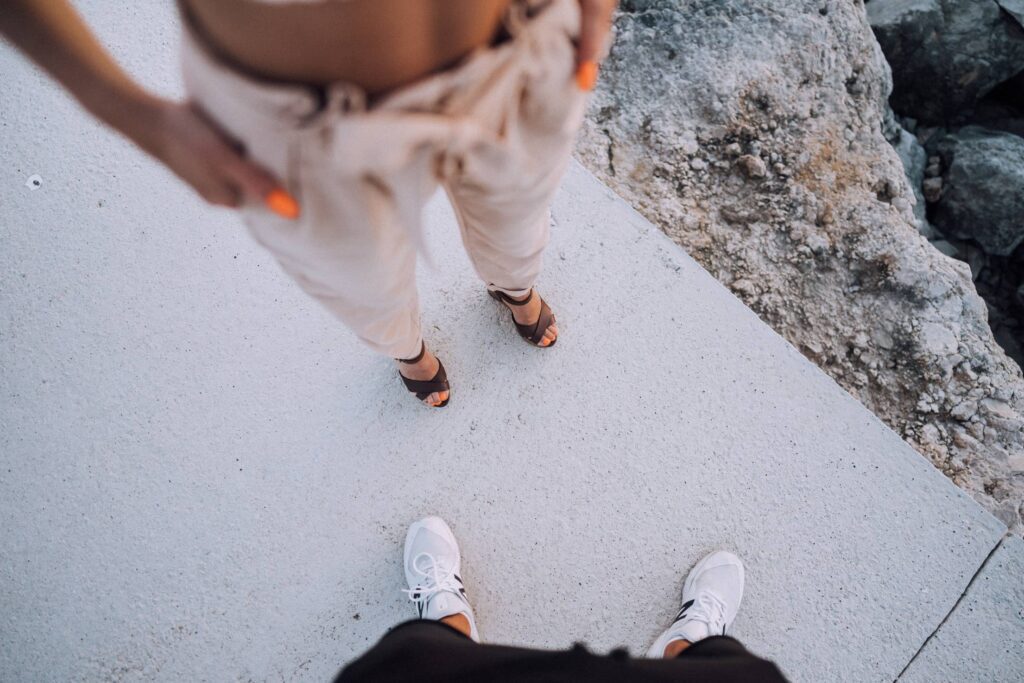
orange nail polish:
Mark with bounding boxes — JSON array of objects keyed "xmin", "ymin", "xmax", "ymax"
[
  {"xmin": 265, "ymin": 188, "xmax": 300, "ymax": 219},
  {"xmin": 576, "ymin": 60, "xmax": 598, "ymax": 91}
]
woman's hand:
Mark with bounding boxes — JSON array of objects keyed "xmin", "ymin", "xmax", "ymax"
[
  {"xmin": 575, "ymin": 0, "xmax": 617, "ymax": 90},
  {"xmin": 139, "ymin": 99, "xmax": 294, "ymax": 215},
  {"xmin": 1, "ymin": 0, "xmax": 296, "ymax": 217}
]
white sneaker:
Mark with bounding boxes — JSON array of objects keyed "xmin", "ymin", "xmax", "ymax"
[
  {"xmin": 401, "ymin": 516, "xmax": 480, "ymax": 642},
  {"xmin": 646, "ymin": 550, "xmax": 745, "ymax": 658}
]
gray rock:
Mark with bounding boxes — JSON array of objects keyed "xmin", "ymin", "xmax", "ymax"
[
  {"xmin": 930, "ymin": 239, "xmax": 961, "ymax": 258},
  {"xmin": 578, "ymin": 0, "xmax": 1024, "ymax": 531},
  {"xmin": 867, "ymin": 0, "xmax": 1024, "ymax": 125},
  {"xmin": 931, "ymin": 126, "xmax": 1024, "ymax": 256},
  {"xmin": 966, "ymin": 245, "xmax": 988, "ymax": 280},
  {"xmin": 892, "ymin": 124, "xmax": 930, "ymax": 233},
  {"xmin": 997, "ymin": 0, "xmax": 1024, "ymax": 26}
]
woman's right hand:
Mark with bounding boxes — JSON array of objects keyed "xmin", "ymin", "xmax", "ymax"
[{"xmin": 138, "ymin": 98, "xmax": 286, "ymax": 211}]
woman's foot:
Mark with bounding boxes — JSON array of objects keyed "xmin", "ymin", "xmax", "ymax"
[
  {"xmin": 396, "ymin": 345, "xmax": 449, "ymax": 407},
  {"xmin": 495, "ymin": 288, "xmax": 558, "ymax": 347}
]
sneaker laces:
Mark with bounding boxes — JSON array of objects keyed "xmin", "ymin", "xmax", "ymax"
[
  {"xmin": 679, "ymin": 591, "xmax": 728, "ymax": 636},
  {"xmin": 400, "ymin": 551, "xmax": 462, "ymax": 611}
]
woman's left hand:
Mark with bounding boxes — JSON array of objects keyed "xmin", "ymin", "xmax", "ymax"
[{"xmin": 575, "ymin": 0, "xmax": 617, "ymax": 90}]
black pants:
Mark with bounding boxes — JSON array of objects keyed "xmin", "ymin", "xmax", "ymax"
[{"xmin": 335, "ymin": 620, "xmax": 789, "ymax": 682}]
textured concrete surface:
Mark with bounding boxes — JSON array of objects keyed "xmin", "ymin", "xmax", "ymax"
[
  {"xmin": 0, "ymin": 2, "xmax": 1016, "ymax": 682},
  {"xmin": 899, "ymin": 535, "xmax": 1024, "ymax": 683}
]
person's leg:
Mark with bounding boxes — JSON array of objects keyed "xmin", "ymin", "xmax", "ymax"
[
  {"xmin": 240, "ymin": 156, "xmax": 450, "ymax": 406},
  {"xmin": 334, "ymin": 515, "xmax": 585, "ymax": 683},
  {"xmin": 336, "ymin": 618, "xmax": 788, "ymax": 683},
  {"xmin": 179, "ymin": 18, "xmax": 448, "ymax": 406},
  {"xmin": 443, "ymin": 0, "xmax": 591, "ymax": 348},
  {"xmin": 335, "ymin": 519, "xmax": 787, "ymax": 682},
  {"xmin": 648, "ymin": 549, "xmax": 746, "ymax": 657},
  {"xmin": 639, "ymin": 550, "xmax": 789, "ymax": 681},
  {"xmin": 673, "ymin": 634, "xmax": 759, "ymax": 659},
  {"xmin": 401, "ymin": 516, "xmax": 480, "ymax": 641},
  {"xmin": 334, "ymin": 620, "xmax": 477, "ymax": 683},
  {"xmin": 335, "ymin": 516, "xmax": 491, "ymax": 683}
]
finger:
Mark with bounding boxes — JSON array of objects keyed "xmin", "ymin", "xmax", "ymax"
[
  {"xmin": 576, "ymin": 0, "xmax": 613, "ymax": 66},
  {"xmin": 185, "ymin": 101, "xmax": 299, "ymax": 218},
  {"xmin": 222, "ymin": 155, "xmax": 282, "ymax": 204},
  {"xmin": 200, "ymin": 179, "xmax": 241, "ymax": 209},
  {"xmin": 223, "ymin": 155, "xmax": 300, "ymax": 219}
]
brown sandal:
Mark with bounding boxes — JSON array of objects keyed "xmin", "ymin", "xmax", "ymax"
[
  {"xmin": 488, "ymin": 287, "xmax": 557, "ymax": 347},
  {"xmin": 396, "ymin": 342, "xmax": 450, "ymax": 407}
]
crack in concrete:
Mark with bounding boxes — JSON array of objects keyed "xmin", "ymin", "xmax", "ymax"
[{"xmin": 892, "ymin": 533, "xmax": 1010, "ymax": 682}]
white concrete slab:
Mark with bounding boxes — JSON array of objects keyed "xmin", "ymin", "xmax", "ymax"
[
  {"xmin": 0, "ymin": 2, "xmax": 1010, "ymax": 682},
  {"xmin": 898, "ymin": 535, "xmax": 1024, "ymax": 683}
]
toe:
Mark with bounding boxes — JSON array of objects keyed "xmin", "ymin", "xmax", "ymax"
[{"xmin": 423, "ymin": 390, "xmax": 449, "ymax": 407}]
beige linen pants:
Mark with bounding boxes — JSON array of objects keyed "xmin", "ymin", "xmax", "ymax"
[{"xmin": 179, "ymin": 0, "xmax": 589, "ymax": 359}]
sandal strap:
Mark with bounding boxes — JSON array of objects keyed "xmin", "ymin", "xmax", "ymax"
[
  {"xmin": 515, "ymin": 296, "xmax": 555, "ymax": 345},
  {"xmin": 489, "ymin": 288, "xmax": 534, "ymax": 306},
  {"xmin": 489, "ymin": 288, "xmax": 556, "ymax": 346},
  {"xmin": 396, "ymin": 341, "xmax": 426, "ymax": 364},
  {"xmin": 400, "ymin": 360, "xmax": 449, "ymax": 400}
]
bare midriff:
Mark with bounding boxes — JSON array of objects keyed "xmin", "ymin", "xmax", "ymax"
[{"xmin": 179, "ymin": 0, "xmax": 515, "ymax": 94}]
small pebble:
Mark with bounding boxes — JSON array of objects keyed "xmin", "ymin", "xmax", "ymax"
[{"xmin": 738, "ymin": 154, "xmax": 767, "ymax": 178}]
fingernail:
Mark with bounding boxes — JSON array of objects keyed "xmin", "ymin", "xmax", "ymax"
[
  {"xmin": 265, "ymin": 188, "xmax": 300, "ymax": 219},
  {"xmin": 575, "ymin": 60, "xmax": 599, "ymax": 91}
]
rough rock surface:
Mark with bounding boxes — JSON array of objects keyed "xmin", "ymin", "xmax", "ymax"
[
  {"xmin": 866, "ymin": 0, "xmax": 1024, "ymax": 392},
  {"xmin": 892, "ymin": 125, "xmax": 930, "ymax": 235},
  {"xmin": 930, "ymin": 126, "xmax": 1024, "ymax": 257},
  {"xmin": 1001, "ymin": 0, "xmax": 1024, "ymax": 26},
  {"xmin": 866, "ymin": 0, "xmax": 1024, "ymax": 126},
  {"xmin": 575, "ymin": 0, "xmax": 1024, "ymax": 530}
]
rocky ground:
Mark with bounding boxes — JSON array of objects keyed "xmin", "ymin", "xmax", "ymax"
[
  {"xmin": 575, "ymin": 0, "xmax": 1024, "ymax": 531},
  {"xmin": 868, "ymin": 0, "xmax": 1024, "ymax": 375}
]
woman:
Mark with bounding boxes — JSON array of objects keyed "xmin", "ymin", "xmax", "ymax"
[{"xmin": 1, "ymin": 0, "xmax": 616, "ymax": 407}]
